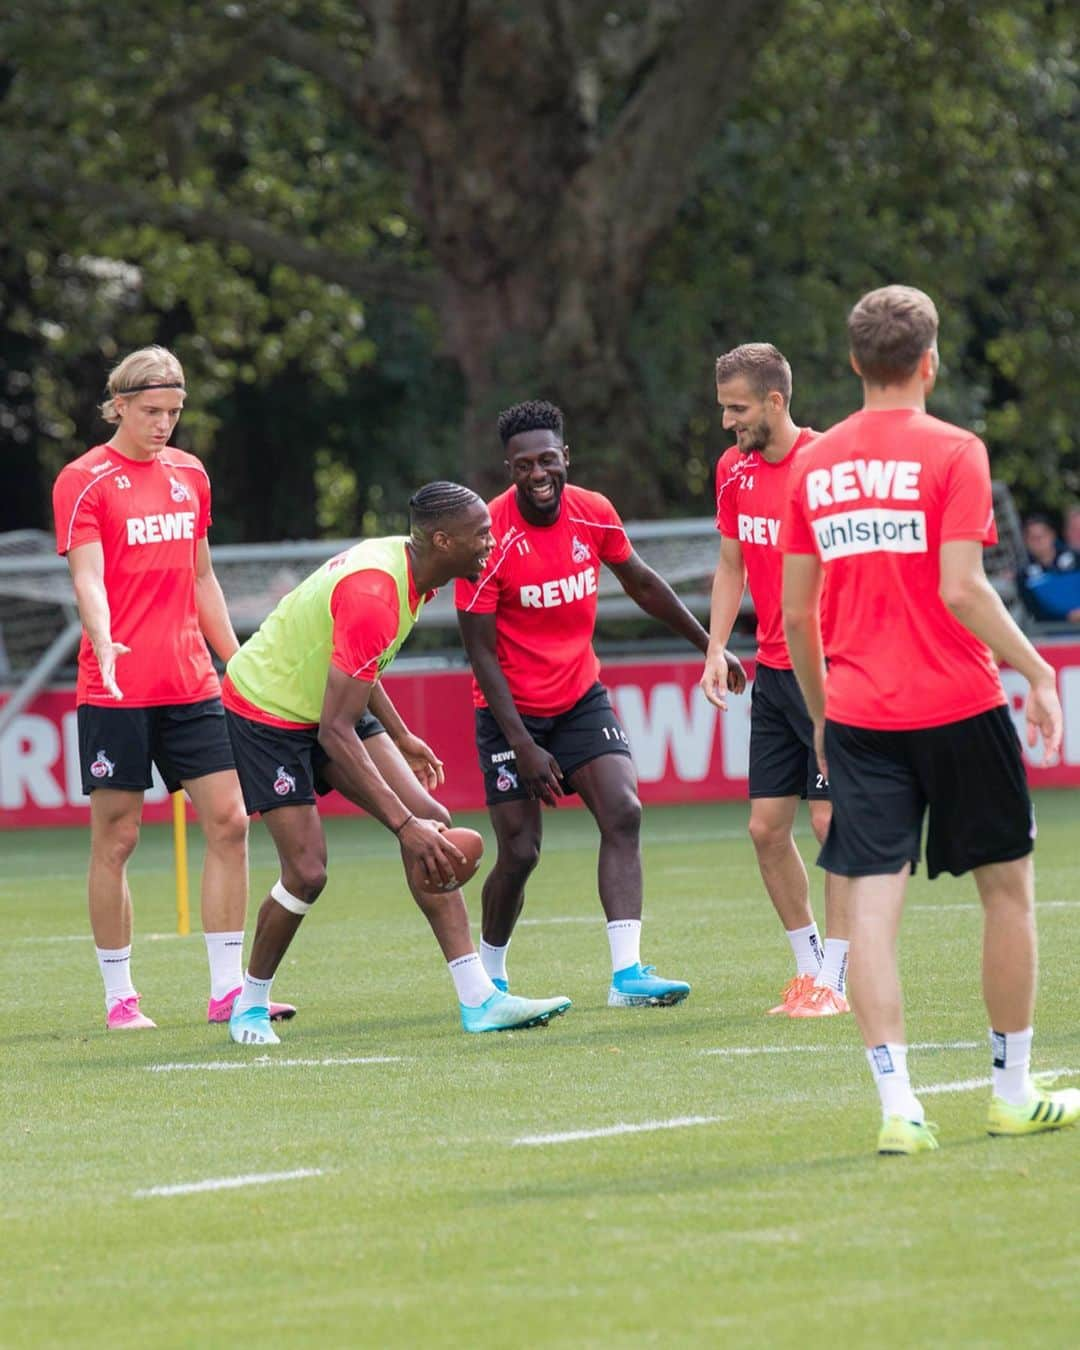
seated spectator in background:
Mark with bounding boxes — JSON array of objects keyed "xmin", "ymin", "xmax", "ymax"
[
  {"xmin": 1057, "ymin": 505, "xmax": 1080, "ymax": 571},
  {"xmin": 1021, "ymin": 513, "xmax": 1080, "ymax": 622}
]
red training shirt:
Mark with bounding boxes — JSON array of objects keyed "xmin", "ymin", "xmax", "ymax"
[
  {"xmin": 53, "ymin": 443, "xmax": 219, "ymax": 707},
  {"xmin": 715, "ymin": 427, "xmax": 822, "ymax": 669},
  {"xmin": 781, "ymin": 408, "xmax": 1005, "ymax": 730},
  {"xmin": 455, "ymin": 484, "xmax": 633, "ymax": 716}
]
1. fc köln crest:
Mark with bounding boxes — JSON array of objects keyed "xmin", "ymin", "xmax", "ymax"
[
  {"xmin": 89, "ymin": 749, "xmax": 115, "ymax": 779},
  {"xmin": 571, "ymin": 535, "xmax": 590, "ymax": 563}
]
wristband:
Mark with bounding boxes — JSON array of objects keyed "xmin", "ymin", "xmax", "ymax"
[{"xmin": 392, "ymin": 812, "xmax": 415, "ymax": 835}]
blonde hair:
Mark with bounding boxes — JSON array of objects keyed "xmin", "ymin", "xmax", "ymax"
[
  {"xmin": 848, "ymin": 286, "xmax": 939, "ymax": 386},
  {"xmin": 99, "ymin": 346, "xmax": 185, "ymax": 424}
]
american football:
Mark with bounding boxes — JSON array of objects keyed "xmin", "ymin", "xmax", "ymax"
[{"xmin": 414, "ymin": 825, "xmax": 484, "ymax": 893}]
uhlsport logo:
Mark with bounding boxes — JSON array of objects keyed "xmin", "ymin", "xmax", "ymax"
[
  {"xmin": 273, "ymin": 765, "xmax": 297, "ymax": 796},
  {"xmin": 169, "ymin": 475, "xmax": 191, "ymax": 503},
  {"xmin": 89, "ymin": 749, "xmax": 115, "ymax": 780},
  {"xmin": 813, "ymin": 508, "xmax": 927, "ymax": 561},
  {"xmin": 571, "ymin": 534, "xmax": 590, "ymax": 564}
]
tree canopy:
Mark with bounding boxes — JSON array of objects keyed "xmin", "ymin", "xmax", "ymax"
[{"xmin": 1, "ymin": 0, "xmax": 1076, "ymax": 538}]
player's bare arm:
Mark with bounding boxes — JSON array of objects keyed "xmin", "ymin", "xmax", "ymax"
[
  {"xmin": 701, "ymin": 535, "xmax": 749, "ymax": 710},
  {"xmin": 194, "ymin": 537, "xmax": 240, "ymax": 663},
  {"xmin": 608, "ymin": 551, "xmax": 747, "ymax": 693},
  {"xmin": 457, "ymin": 609, "xmax": 564, "ymax": 804},
  {"xmin": 318, "ymin": 665, "xmax": 463, "ymax": 888},
  {"xmin": 367, "ymin": 681, "xmax": 445, "ymax": 789},
  {"xmin": 939, "ymin": 539, "xmax": 1063, "ymax": 761},
  {"xmin": 782, "ymin": 550, "xmax": 828, "ymax": 775},
  {"xmin": 66, "ymin": 541, "xmax": 130, "ymax": 700}
]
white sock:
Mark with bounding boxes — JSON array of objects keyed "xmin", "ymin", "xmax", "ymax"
[
  {"xmin": 234, "ymin": 970, "xmax": 274, "ymax": 1015},
  {"xmin": 96, "ymin": 945, "xmax": 136, "ymax": 1011},
  {"xmin": 607, "ymin": 919, "xmax": 642, "ymax": 973},
  {"xmin": 786, "ymin": 923, "xmax": 823, "ymax": 977},
  {"xmin": 990, "ymin": 1026, "xmax": 1035, "ymax": 1105},
  {"xmin": 204, "ymin": 930, "xmax": 245, "ymax": 1000},
  {"xmin": 448, "ymin": 952, "xmax": 497, "ymax": 1007},
  {"xmin": 479, "ymin": 939, "xmax": 510, "ymax": 984},
  {"xmin": 816, "ymin": 938, "xmax": 849, "ymax": 994},
  {"xmin": 866, "ymin": 1043, "xmax": 924, "ymax": 1122}
]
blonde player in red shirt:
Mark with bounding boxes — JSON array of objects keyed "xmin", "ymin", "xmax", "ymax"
[
  {"xmin": 782, "ymin": 285, "xmax": 1076, "ymax": 1155},
  {"xmin": 457, "ymin": 400, "xmax": 746, "ymax": 1006},
  {"xmin": 700, "ymin": 344, "xmax": 850, "ymax": 1018},
  {"xmin": 52, "ymin": 347, "xmax": 293, "ymax": 1031}
]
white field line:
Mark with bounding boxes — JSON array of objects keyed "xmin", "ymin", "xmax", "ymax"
[
  {"xmin": 134, "ymin": 1168, "xmax": 324, "ymax": 1198},
  {"xmin": 513, "ymin": 1115, "xmax": 723, "ymax": 1147},
  {"xmin": 919, "ymin": 1066, "xmax": 1075, "ymax": 1097},
  {"xmin": 15, "ymin": 931, "xmax": 187, "ymax": 944},
  {"xmin": 20, "ymin": 900, "xmax": 1080, "ymax": 944},
  {"xmin": 148, "ymin": 1056, "xmax": 402, "ymax": 1072},
  {"xmin": 517, "ymin": 915, "xmax": 595, "ymax": 927},
  {"xmin": 913, "ymin": 900, "xmax": 1080, "ymax": 912},
  {"xmin": 701, "ymin": 1040, "xmax": 981, "ymax": 1058}
]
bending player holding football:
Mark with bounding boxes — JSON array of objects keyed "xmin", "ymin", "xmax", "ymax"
[{"xmin": 222, "ymin": 481, "xmax": 571, "ymax": 1044}]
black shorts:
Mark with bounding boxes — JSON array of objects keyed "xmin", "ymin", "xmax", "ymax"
[
  {"xmin": 77, "ymin": 698, "xmax": 234, "ymax": 796},
  {"xmin": 749, "ymin": 663, "xmax": 829, "ymax": 800},
  {"xmin": 819, "ymin": 705, "xmax": 1034, "ymax": 880},
  {"xmin": 224, "ymin": 709, "xmax": 386, "ymax": 815},
  {"xmin": 476, "ymin": 682, "xmax": 632, "ymax": 806}
]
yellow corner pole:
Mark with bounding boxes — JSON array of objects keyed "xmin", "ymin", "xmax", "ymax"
[{"xmin": 172, "ymin": 790, "xmax": 191, "ymax": 936}]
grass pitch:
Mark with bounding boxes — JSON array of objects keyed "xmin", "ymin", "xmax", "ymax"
[{"xmin": 4, "ymin": 792, "xmax": 1080, "ymax": 1348}]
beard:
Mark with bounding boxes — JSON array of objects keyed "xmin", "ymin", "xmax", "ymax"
[{"xmin": 737, "ymin": 420, "xmax": 771, "ymax": 454}]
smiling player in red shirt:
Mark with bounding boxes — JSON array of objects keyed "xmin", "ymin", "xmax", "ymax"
[
  {"xmin": 456, "ymin": 400, "xmax": 746, "ymax": 1007},
  {"xmin": 782, "ymin": 285, "xmax": 1076, "ymax": 1154},
  {"xmin": 52, "ymin": 345, "xmax": 293, "ymax": 1031},
  {"xmin": 700, "ymin": 344, "xmax": 850, "ymax": 1019}
]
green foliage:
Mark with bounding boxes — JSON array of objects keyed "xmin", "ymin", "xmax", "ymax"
[
  {"xmin": 0, "ymin": 0, "xmax": 1075, "ymax": 534},
  {"xmin": 635, "ymin": 0, "xmax": 1079, "ymax": 514}
]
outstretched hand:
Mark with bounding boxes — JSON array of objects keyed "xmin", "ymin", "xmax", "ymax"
[{"xmin": 91, "ymin": 639, "xmax": 131, "ymax": 700}]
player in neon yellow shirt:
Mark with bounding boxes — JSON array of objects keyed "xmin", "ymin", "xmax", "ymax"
[{"xmin": 222, "ymin": 482, "xmax": 572, "ymax": 1042}]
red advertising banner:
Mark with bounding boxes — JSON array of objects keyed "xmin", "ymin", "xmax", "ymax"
[{"xmin": 2, "ymin": 646, "xmax": 1079, "ymax": 828}]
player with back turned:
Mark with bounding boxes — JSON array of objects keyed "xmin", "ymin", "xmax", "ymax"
[
  {"xmin": 456, "ymin": 400, "xmax": 746, "ymax": 1005},
  {"xmin": 782, "ymin": 284, "xmax": 1078, "ymax": 1155}
]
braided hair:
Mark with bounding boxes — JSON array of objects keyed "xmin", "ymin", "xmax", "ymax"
[{"xmin": 408, "ymin": 481, "xmax": 481, "ymax": 536}]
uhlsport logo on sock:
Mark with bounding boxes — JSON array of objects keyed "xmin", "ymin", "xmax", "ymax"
[{"xmin": 871, "ymin": 1045, "xmax": 895, "ymax": 1075}]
